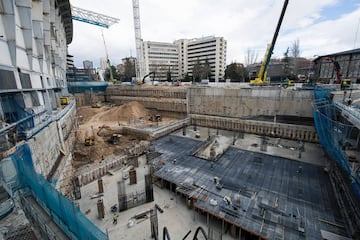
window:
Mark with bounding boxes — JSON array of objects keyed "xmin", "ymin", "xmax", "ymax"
[
  {"xmin": 0, "ymin": 69, "xmax": 17, "ymax": 90},
  {"xmin": 19, "ymin": 72, "xmax": 32, "ymax": 89}
]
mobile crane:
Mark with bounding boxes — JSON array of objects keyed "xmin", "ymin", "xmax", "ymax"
[{"xmin": 250, "ymin": 0, "xmax": 289, "ymax": 86}]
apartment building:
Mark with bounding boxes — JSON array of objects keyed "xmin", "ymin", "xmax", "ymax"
[
  {"xmin": 142, "ymin": 36, "xmax": 227, "ymax": 82},
  {"xmin": 142, "ymin": 41, "xmax": 179, "ymax": 81},
  {"xmin": 176, "ymin": 36, "xmax": 227, "ymax": 82}
]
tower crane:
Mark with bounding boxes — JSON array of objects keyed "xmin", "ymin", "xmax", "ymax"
[
  {"xmin": 71, "ymin": 6, "xmax": 120, "ymax": 82},
  {"xmin": 132, "ymin": 0, "xmax": 145, "ymax": 82}
]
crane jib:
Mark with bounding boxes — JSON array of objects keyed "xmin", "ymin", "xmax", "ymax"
[{"xmin": 259, "ymin": 0, "xmax": 289, "ymax": 81}]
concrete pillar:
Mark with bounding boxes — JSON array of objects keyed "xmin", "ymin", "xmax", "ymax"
[
  {"xmin": 98, "ymin": 178, "xmax": 104, "ymax": 193},
  {"xmin": 97, "ymin": 198, "xmax": 105, "ymax": 219},
  {"xmin": 150, "ymin": 207, "xmax": 158, "ymax": 239}
]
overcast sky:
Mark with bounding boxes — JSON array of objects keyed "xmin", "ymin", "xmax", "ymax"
[{"xmin": 68, "ymin": 0, "xmax": 360, "ymax": 68}]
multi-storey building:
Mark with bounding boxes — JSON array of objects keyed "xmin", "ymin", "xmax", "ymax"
[
  {"xmin": 0, "ymin": 0, "xmax": 72, "ymax": 125},
  {"xmin": 141, "ymin": 36, "xmax": 227, "ymax": 82},
  {"xmin": 314, "ymin": 48, "xmax": 360, "ymax": 83},
  {"xmin": 142, "ymin": 41, "xmax": 179, "ymax": 81},
  {"xmin": 176, "ymin": 36, "xmax": 227, "ymax": 82}
]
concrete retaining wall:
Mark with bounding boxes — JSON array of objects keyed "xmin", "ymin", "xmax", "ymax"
[
  {"xmin": 105, "ymin": 85, "xmax": 317, "ymax": 142},
  {"xmin": 191, "ymin": 114, "xmax": 318, "ymax": 143},
  {"xmin": 77, "ymin": 156, "xmax": 127, "ymax": 186},
  {"xmin": 27, "ymin": 100, "xmax": 77, "ymax": 195},
  {"xmin": 188, "ymin": 87, "xmax": 314, "ymax": 118},
  {"xmin": 106, "ymin": 85, "xmax": 314, "ymax": 120}
]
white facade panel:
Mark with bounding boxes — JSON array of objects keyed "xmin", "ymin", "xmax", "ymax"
[
  {"xmin": 0, "ymin": 0, "xmax": 72, "ymax": 122},
  {"xmin": 0, "ymin": 42, "xmax": 12, "ymax": 66},
  {"xmin": 16, "ymin": 48, "xmax": 29, "ymax": 69}
]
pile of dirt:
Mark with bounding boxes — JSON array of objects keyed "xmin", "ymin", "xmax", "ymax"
[{"xmin": 98, "ymin": 101, "xmax": 149, "ymax": 122}]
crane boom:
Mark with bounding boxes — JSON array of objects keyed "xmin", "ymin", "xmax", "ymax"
[
  {"xmin": 71, "ymin": 6, "xmax": 119, "ymax": 28},
  {"xmin": 250, "ymin": 0, "xmax": 289, "ymax": 86},
  {"xmin": 71, "ymin": 6, "xmax": 119, "ymax": 82}
]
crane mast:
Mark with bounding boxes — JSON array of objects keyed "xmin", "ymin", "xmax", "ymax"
[{"xmin": 132, "ymin": 0, "xmax": 144, "ymax": 81}]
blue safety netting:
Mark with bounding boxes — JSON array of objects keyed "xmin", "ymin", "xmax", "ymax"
[
  {"xmin": 312, "ymin": 86, "xmax": 360, "ymax": 199},
  {"xmin": 9, "ymin": 144, "xmax": 107, "ymax": 240}
]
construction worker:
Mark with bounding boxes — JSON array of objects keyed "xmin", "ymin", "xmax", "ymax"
[{"xmin": 113, "ymin": 214, "xmax": 119, "ymax": 225}]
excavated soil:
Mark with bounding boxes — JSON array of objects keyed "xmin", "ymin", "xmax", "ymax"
[{"xmin": 73, "ymin": 101, "xmax": 177, "ymax": 169}]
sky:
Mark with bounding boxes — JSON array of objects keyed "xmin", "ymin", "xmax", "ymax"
[{"xmin": 68, "ymin": 0, "xmax": 360, "ymax": 68}]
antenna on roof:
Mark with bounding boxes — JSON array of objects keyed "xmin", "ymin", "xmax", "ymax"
[{"xmin": 354, "ymin": 18, "xmax": 360, "ymax": 49}]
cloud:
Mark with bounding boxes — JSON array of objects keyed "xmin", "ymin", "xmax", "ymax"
[{"xmin": 68, "ymin": 0, "xmax": 360, "ymax": 67}]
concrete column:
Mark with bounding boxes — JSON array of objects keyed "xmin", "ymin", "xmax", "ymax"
[{"xmin": 98, "ymin": 178, "xmax": 104, "ymax": 193}]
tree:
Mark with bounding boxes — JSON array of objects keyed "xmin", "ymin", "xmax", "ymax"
[
  {"xmin": 290, "ymin": 39, "xmax": 301, "ymax": 58},
  {"xmin": 225, "ymin": 63, "xmax": 248, "ymax": 82},
  {"xmin": 123, "ymin": 58, "xmax": 136, "ymax": 82},
  {"xmin": 105, "ymin": 65, "xmax": 120, "ymax": 81},
  {"xmin": 244, "ymin": 49, "xmax": 258, "ymax": 66},
  {"xmin": 166, "ymin": 67, "xmax": 172, "ymax": 82},
  {"xmin": 201, "ymin": 58, "xmax": 212, "ymax": 80},
  {"xmin": 183, "ymin": 72, "xmax": 192, "ymax": 82},
  {"xmin": 192, "ymin": 58, "xmax": 212, "ymax": 82},
  {"xmin": 192, "ymin": 59, "xmax": 202, "ymax": 83},
  {"xmin": 290, "ymin": 39, "xmax": 301, "ymax": 76}
]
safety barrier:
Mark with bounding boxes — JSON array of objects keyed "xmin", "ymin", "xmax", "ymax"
[{"xmin": 9, "ymin": 144, "xmax": 108, "ymax": 240}]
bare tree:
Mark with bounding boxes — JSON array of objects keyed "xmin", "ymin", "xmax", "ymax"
[
  {"xmin": 290, "ymin": 39, "xmax": 301, "ymax": 76},
  {"xmin": 244, "ymin": 49, "xmax": 258, "ymax": 66},
  {"xmin": 290, "ymin": 39, "xmax": 301, "ymax": 58}
]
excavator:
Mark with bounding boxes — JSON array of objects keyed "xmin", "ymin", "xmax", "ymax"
[
  {"xmin": 97, "ymin": 124, "xmax": 121, "ymax": 144},
  {"xmin": 84, "ymin": 126, "xmax": 95, "ymax": 146},
  {"xmin": 137, "ymin": 71, "xmax": 155, "ymax": 85},
  {"xmin": 250, "ymin": 0, "xmax": 289, "ymax": 86}
]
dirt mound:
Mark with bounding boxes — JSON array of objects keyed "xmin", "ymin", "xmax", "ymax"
[{"xmin": 98, "ymin": 101, "xmax": 149, "ymax": 122}]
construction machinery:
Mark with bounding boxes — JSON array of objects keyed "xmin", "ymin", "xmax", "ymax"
[
  {"xmin": 137, "ymin": 71, "xmax": 155, "ymax": 85},
  {"xmin": 60, "ymin": 96, "xmax": 71, "ymax": 105},
  {"xmin": 325, "ymin": 56, "xmax": 352, "ymax": 89},
  {"xmin": 250, "ymin": 0, "xmax": 289, "ymax": 86},
  {"xmin": 325, "ymin": 57, "xmax": 342, "ymax": 84},
  {"xmin": 281, "ymin": 79, "xmax": 295, "ymax": 88},
  {"xmin": 71, "ymin": 6, "xmax": 119, "ymax": 84},
  {"xmin": 85, "ymin": 126, "xmax": 95, "ymax": 146},
  {"xmin": 148, "ymin": 114, "xmax": 162, "ymax": 122},
  {"xmin": 92, "ymin": 102, "xmax": 102, "ymax": 108},
  {"xmin": 97, "ymin": 125, "xmax": 121, "ymax": 144},
  {"xmin": 109, "ymin": 134, "xmax": 121, "ymax": 145}
]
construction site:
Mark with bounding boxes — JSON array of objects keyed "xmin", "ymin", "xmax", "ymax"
[
  {"xmin": 59, "ymin": 83, "xmax": 351, "ymax": 240},
  {"xmin": 1, "ymin": 0, "xmax": 360, "ymax": 240}
]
